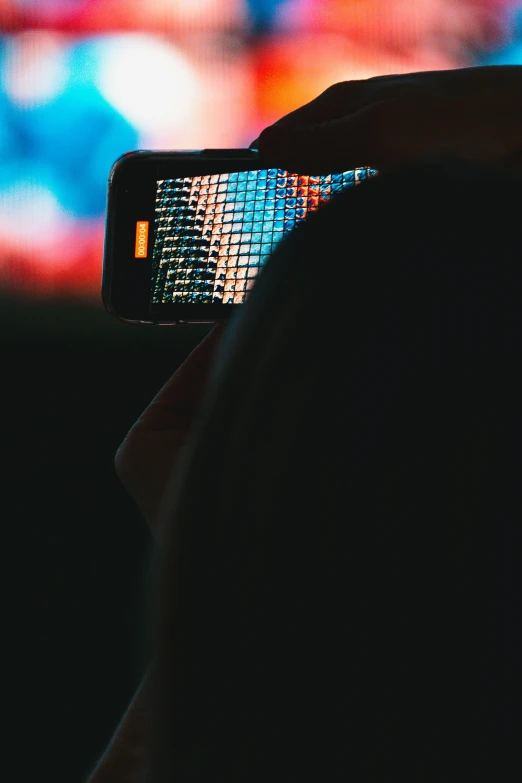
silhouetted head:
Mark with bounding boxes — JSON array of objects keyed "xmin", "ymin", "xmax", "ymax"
[{"xmin": 146, "ymin": 159, "xmax": 522, "ymax": 782}]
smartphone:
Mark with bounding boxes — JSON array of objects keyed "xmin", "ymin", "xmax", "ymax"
[{"xmin": 102, "ymin": 149, "xmax": 376, "ymax": 324}]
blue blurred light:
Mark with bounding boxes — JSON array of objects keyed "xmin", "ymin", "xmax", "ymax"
[
  {"xmin": 478, "ymin": 4, "xmax": 522, "ymax": 66},
  {"xmin": 0, "ymin": 35, "xmax": 139, "ymax": 219},
  {"xmin": 245, "ymin": 0, "xmax": 290, "ymax": 31},
  {"xmin": 482, "ymin": 42, "xmax": 522, "ymax": 65}
]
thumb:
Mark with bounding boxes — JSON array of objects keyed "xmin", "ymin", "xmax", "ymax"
[{"xmin": 257, "ymin": 104, "xmax": 383, "ymax": 174}]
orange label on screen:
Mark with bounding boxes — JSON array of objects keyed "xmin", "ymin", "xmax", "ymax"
[{"xmin": 134, "ymin": 221, "xmax": 149, "ymax": 258}]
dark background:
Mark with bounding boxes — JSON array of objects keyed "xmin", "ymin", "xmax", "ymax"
[{"xmin": 3, "ymin": 295, "xmax": 211, "ymax": 782}]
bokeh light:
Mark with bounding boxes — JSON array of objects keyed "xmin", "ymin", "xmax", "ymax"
[{"xmin": 0, "ymin": 0, "xmax": 521, "ymax": 299}]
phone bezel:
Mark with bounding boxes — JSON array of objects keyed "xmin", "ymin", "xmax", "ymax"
[{"xmin": 102, "ymin": 149, "xmax": 268, "ymax": 325}]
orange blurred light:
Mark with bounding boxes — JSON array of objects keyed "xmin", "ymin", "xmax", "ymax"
[{"xmin": 252, "ymin": 32, "xmax": 457, "ymax": 129}]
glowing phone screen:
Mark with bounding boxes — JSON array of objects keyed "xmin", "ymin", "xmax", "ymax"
[{"xmin": 151, "ymin": 167, "xmax": 376, "ymax": 305}]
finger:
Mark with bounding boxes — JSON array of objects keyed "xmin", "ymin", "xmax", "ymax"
[
  {"xmin": 251, "ymin": 91, "xmax": 342, "ymax": 153},
  {"xmin": 260, "ymin": 73, "xmax": 415, "ymax": 133},
  {"xmin": 256, "ymin": 71, "xmax": 447, "ymax": 171},
  {"xmin": 267, "ymin": 80, "xmax": 373, "ymax": 129},
  {"xmin": 250, "ymin": 82, "xmax": 368, "ymax": 157},
  {"xmin": 257, "ymin": 103, "xmax": 384, "ymax": 173}
]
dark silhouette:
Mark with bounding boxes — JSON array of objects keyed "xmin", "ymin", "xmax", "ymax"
[{"xmin": 145, "ymin": 158, "xmax": 522, "ymax": 782}]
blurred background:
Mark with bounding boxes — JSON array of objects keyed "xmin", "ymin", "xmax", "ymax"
[{"xmin": 3, "ymin": 1, "xmax": 522, "ymax": 780}]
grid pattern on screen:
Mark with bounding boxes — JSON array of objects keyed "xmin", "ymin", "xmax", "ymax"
[{"xmin": 151, "ymin": 168, "xmax": 376, "ymax": 305}]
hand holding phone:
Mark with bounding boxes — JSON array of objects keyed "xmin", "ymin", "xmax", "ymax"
[{"xmin": 252, "ymin": 67, "xmax": 522, "ymax": 174}]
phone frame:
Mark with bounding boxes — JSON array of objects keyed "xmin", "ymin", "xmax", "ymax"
[{"xmin": 102, "ymin": 149, "xmax": 269, "ymax": 325}]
